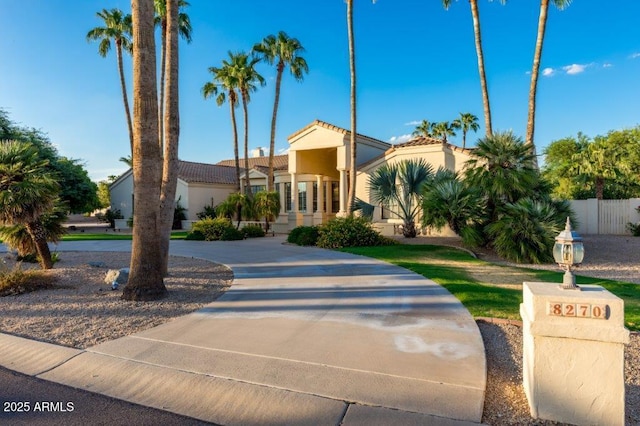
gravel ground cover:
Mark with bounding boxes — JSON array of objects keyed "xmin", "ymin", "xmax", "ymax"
[{"xmin": 1, "ymin": 235, "xmax": 638, "ymax": 425}]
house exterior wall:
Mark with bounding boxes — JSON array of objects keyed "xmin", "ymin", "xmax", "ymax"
[
  {"xmin": 186, "ymin": 183, "xmax": 235, "ymax": 220},
  {"xmin": 109, "ymin": 172, "xmax": 134, "ymax": 219}
]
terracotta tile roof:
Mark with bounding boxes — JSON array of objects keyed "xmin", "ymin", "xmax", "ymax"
[
  {"xmin": 393, "ymin": 136, "xmax": 445, "ymax": 148},
  {"xmin": 215, "ymin": 154, "xmax": 288, "ymax": 171},
  {"xmin": 288, "ymin": 119, "xmax": 390, "ymax": 147},
  {"xmin": 178, "ymin": 160, "xmax": 237, "ymax": 185}
]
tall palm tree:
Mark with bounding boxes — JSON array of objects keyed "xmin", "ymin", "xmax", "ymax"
[
  {"xmin": 230, "ymin": 52, "xmax": 265, "ymax": 198},
  {"xmin": 431, "ymin": 121, "xmax": 457, "ymax": 143},
  {"xmin": 366, "ymin": 159, "xmax": 434, "ymax": 238},
  {"xmin": 154, "ymin": 0, "xmax": 192, "ymax": 150},
  {"xmin": 0, "ymin": 141, "xmax": 58, "ymax": 269},
  {"xmin": 124, "ymin": 0, "xmax": 167, "ymax": 301},
  {"xmin": 158, "ymin": 0, "xmax": 181, "ymax": 276},
  {"xmin": 526, "ymin": 0, "xmax": 572, "ymax": 150},
  {"xmin": 346, "ymin": 0, "xmax": 358, "ymax": 214},
  {"xmin": 412, "ymin": 119, "xmax": 433, "ymax": 138},
  {"xmin": 442, "ymin": 0, "xmax": 504, "ymax": 137},
  {"xmin": 253, "ymin": 32, "xmax": 308, "ymax": 191},
  {"xmin": 203, "ymin": 57, "xmax": 241, "ymax": 192},
  {"xmin": 87, "ymin": 9, "xmax": 134, "ymax": 154},
  {"xmin": 452, "ymin": 112, "xmax": 480, "ymax": 148}
]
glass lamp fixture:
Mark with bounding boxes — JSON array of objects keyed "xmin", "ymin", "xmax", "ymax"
[{"xmin": 553, "ymin": 217, "xmax": 584, "ymax": 290}]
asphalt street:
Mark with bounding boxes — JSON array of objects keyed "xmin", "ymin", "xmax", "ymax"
[{"xmin": 0, "ymin": 366, "xmax": 217, "ymax": 426}]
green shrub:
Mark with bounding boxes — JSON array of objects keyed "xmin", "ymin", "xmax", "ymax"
[
  {"xmin": 172, "ymin": 200, "xmax": 187, "ymax": 230},
  {"xmin": 221, "ymin": 227, "xmax": 244, "ymax": 241},
  {"xmin": 316, "ymin": 217, "xmax": 392, "ymax": 249},
  {"xmin": 242, "ymin": 224, "xmax": 265, "ymax": 238},
  {"xmin": 189, "ymin": 217, "xmax": 236, "ymax": 241},
  {"xmin": 196, "ymin": 204, "xmax": 217, "ymax": 220},
  {"xmin": 627, "ymin": 222, "xmax": 640, "ymax": 237},
  {"xmin": 184, "ymin": 230, "xmax": 206, "ymax": 240},
  {"xmin": 287, "ymin": 226, "xmax": 320, "ymax": 246},
  {"xmin": 97, "ymin": 208, "xmax": 123, "ymax": 228},
  {"xmin": 0, "ymin": 262, "xmax": 56, "ymax": 296}
]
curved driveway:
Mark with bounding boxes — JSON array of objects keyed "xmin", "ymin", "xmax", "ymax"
[{"xmin": 1, "ymin": 237, "xmax": 485, "ymax": 425}]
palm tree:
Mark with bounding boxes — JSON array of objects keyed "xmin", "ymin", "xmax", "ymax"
[
  {"xmin": 571, "ymin": 136, "xmax": 621, "ymax": 200},
  {"xmin": 431, "ymin": 121, "xmax": 457, "ymax": 143},
  {"xmin": 452, "ymin": 112, "xmax": 480, "ymax": 149},
  {"xmin": 158, "ymin": 0, "xmax": 182, "ymax": 276},
  {"xmin": 442, "ymin": 0, "xmax": 504, "ymax": 137},
  {"xmin": 412, "ymin": 120, "xmax": 433, "ymax": 138},
  {"xmin": 230, "ymin": 52, "xmax": 265, "ymax": 198},
  {"xmin": 203, "ymin": 58, "xmax": 241, "ymax": 192},
  {"xmin": 366, "ymin": 159, "xmax": 434, "ymax": 238},
  {"xmin": 253, "ymin": 32, "xmax": 308, "ymax": 191},
  {"xmin": 87, "ymin": 9, "xmax": 134, "ymax": 154},
  {"xmin": 346, "ymin": 0, "xmax": 358, "ymax": 214},
  {"xmin": 526, "ymin": 0, "xmax": 572, "ymax": 150},
  {"xmin": 0, "ymin": 141, "xmax": 59, "ymax": 269},
  {"xmin": 123, "ymin": 0, "xmax": 167, "ymax": 301},
  {"xmin": 154, "ymin": 0, "xmax": 192, "ymax": 150},
  {"xmin": 254, "ymin": 190, "xmax": 281, "ymax": 232}
]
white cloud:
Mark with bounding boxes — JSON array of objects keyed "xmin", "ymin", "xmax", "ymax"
[
  {"xmin": 603, "ymin": 63, "xmax": 613, "ymax": 68},
  {"xmin": 542, "ymin": 67, "xmax": 555, "ymax": 77},
  {"xmin": 404, "ymin": 120, "xmax": 421, "ymax": 126},
  {"xmin": 630, "ymin": 52, "xmax": 640, "ymax": 59},
  {"xmin": 277, "ymin": 147, "xmax": 289, "ymax": 154},
  {"xmin": 563, "ymin": 63, "xmax": 587, "ymax": 75},
  {"xmin": 389, "ymin": 134, "xmax": 413, "ymax": 144}
]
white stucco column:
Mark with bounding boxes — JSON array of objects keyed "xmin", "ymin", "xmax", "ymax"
[
  {"xmin": 315, "ymin": 175, "xmax": 324, "ymax": 213},
  {"xmin": 290, "ymin": 173, "xmax": 298, "ymax": 213},
  {"xmin": 338, "ymin": 169, "xmax": 347, "ymax": 216}
]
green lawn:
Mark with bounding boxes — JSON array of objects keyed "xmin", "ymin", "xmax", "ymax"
[
  {"xmin": 342, "ymin": 244, "xmax": 640, "ymax": 331},
  {"xmin": 61, "ymin": 231, "xmax": 188, "ymax": 241}
]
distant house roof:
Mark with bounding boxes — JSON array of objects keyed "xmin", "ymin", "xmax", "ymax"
[
  {"xmin": 288, "ymin": 119, "xmax": 391, "ymax": 148},
  {"xmin": 215, "ymin": 154, "xmax": 289, "ymax": 171},
  {"xmin": 178, "ymin": 160, "xmax": 237, "ymax": 185}
]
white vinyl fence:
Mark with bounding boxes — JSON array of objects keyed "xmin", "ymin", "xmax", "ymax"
[{"xmin": 569, "ymin": 198, "xmax": 640, "ymax": 235}]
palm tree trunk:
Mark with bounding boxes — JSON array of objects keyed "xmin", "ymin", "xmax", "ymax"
[
  {"xmin": 242, "ymin": 90, "xmax": 252, "ymax": 198},
  {"xmin": 526, "ymin": 0, "xmax": 549, "ymax": 155},
  {"xmin": 158, "ymin": 20, "xmax": 167, "ymax": 150},
  {"xmin": 268, "ymin": 62, "xmax": 285, "ymax": 192},
  {"xmin": 470, "ymin": 0, "xmax": 493, "ymax": 137},
  {"xmin": 230, "ymin": 96, "xmax": 241, "ymax": 193},
  {"xmin": 124, "ymin": 0, "xmax": 167, "ymax": 301},
  {"xmin": 346, "ymin": 0, "xmax": 357, "ymax": 215},
  {"xmin": 462, "ymin": 130, "xmax": 467, "ymax": 149},
  {"xmin": 159, "ymin": 0, "xmax": 180, "ymax": 276},
  {"xmin": 25, "ymin": 220, "xmax": 53, "ymax": 270},
  {"xmin": 595, "ymin": 177, "xmax": 604, "ymax": 200},
  {"xmin": 116, "ymin": 42, "xmax": 135, "ymax": 155}
]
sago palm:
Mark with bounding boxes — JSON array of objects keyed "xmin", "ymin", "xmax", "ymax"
[
  {"xmin": 203, "ymin": 57, "xmax": 241, "ymax": 192},
  {"xmin": 0, "ymin": 141, "xmax": 59, "ymax": 269},
  {"xmin": 367, "ymin": 159, "xmax": 433, "ymax": 238},
  {"xmin": 253, "ymin": 32, "xmax": 308, "ymax": 191},
  {"xmin": 87, "ymin": 8, "xmax": 134, "ymax": 154}
]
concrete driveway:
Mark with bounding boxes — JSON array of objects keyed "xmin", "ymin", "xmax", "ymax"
[{"xmin": 1, "ymin": 237, "xmax": 486, "ymax": 425}]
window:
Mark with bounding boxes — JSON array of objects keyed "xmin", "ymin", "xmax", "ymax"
[
  {"xmin": 298, "ymin": 182, "xmax": 307, "ymax": 212},
  {"xmin": 331, "ymin": 182, "xmax": 340, "ymax": 213},
  {"xmin": 251, "ymin": 185, "xmax": 266, "ymax": 194},
  {"xmin": 381, "ymin": 201, "xmax": 400, "ymax": 219},
  {"xmin": 284, "ymin": 183, "xmax": 292, "ymax": 212},
  {"xmin": 312, "ymin": 182, "xmax": 318, "ymax": 212}
]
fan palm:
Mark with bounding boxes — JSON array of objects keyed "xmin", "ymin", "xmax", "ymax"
[
  {"xmin": 431, "ymin": 121, "xmax": 457, "ymax": 143},
  {"xmin": 442, "ymin": 0, "xmax": 504, "ymax": 137},
  {"xmin": 203, "ymin": 57, "xmax": 241, "ymax": 192},
  {"xmin": 87, "ymin": 8, "xmax": 134, "ymax": 154},
  {"xmin": 526, "ymin": 0, "xmax": 572, "ymax": 151},
  {"xmin": 154, "ymin": 0, "xmax": 192, "ymax": 149},
  {"xmin": 412, "ymin": 120, "xmax": 433, "ymax": 138},
  {"xmin": 367, "ymin": 159, "xmax": 434, "ymax": 238},
  {"xmin": 229, "ymin": 52, "xmax": 265, "ymax": 197},
  {"xmin": 452, "ymin": 112, "xmax": 480, "ymax": 149},
  {"xmin": 0, "ymin": 141, "xmax": 59, "ymax": 269},
  {"xmin": 253, "ymin": 32, "xmax": 308, "ymax": 191},
  {"xmin": 464, "ymin": 131, "xmax": 538, "ymax": 221}
]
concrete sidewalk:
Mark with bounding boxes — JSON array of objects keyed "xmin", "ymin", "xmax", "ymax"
[{"xmin": 0, "ymin": 238, "xmax": 486, "ymax": 425}]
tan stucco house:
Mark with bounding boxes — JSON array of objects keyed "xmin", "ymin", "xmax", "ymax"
[{"xmin": 109, "ymin": 119, "xmax": 472, "ymax": 234}]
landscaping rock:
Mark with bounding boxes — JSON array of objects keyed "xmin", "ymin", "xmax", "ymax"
[{"xmin": 104, "ymin": 268, "xmax": 129, "ymax": 290}]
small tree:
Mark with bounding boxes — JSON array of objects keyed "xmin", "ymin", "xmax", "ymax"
[{"xmin": 254, "ymin": 190, "xmax": 281, "ymax": 232}]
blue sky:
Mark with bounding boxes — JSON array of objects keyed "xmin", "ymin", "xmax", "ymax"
[{"xmin": 1, "ymin": 1, "xmax": 639, "ymax": 182}]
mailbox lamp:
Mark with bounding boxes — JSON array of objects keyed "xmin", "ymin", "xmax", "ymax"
[{"xmin": 553, "ymin": 217, "xmax": 584, "ymax": 290}]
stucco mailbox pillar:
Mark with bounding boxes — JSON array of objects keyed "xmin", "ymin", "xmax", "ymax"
[{"xmin": 520, "ymin": 282, "xmax": 629, "ymax": 425}]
